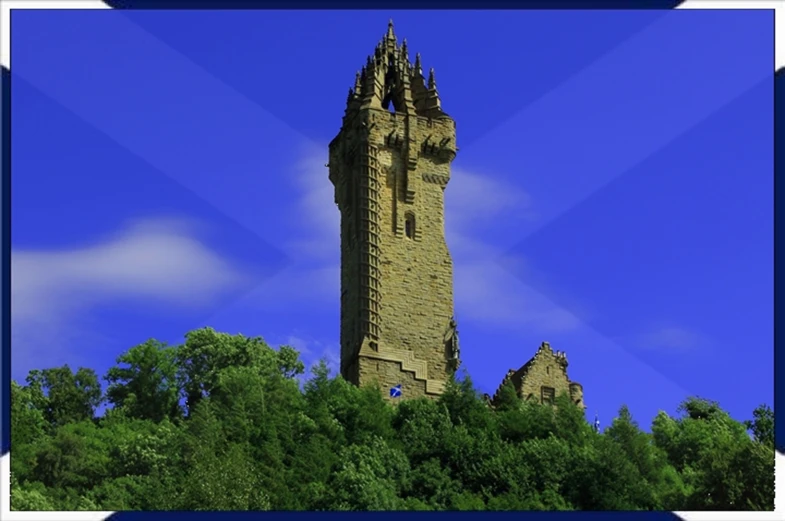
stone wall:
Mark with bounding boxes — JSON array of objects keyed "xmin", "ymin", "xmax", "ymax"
[
  {"xmin": 329, "ymin": 22, "xmax": 586, "ymax": 408},
  {"xmin": 330, "ymin": 66, "xmax": 459, "ymax": 399},
  {"xmin": 492, "ymin": 342, "xmax": 585, "ymax": 409}
]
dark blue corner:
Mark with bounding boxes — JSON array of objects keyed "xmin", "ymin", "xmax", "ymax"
[
  {"xmin": 102, "ymin": 0, "xmax": 685, "ymax": 9},
  {"xmin": 1, "ymin": 65, "xmax": 10, "ymax": 457},
  {"xmin": 108, "ymin": 512, "xmax": 684, "ymax": 520},
  {"xmin": 775, "ymin": 67, "xmax": 784, "ymax": 453}
]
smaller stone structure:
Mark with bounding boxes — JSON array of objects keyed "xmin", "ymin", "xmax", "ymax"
[{"xmin": 489, "ymin": 342, "xmax": 585, "ymax": 409}]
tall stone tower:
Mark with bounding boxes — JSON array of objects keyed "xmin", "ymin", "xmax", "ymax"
[{"xmin": 328, "ymin": 20, "xmax": 459, "ymax": 399}]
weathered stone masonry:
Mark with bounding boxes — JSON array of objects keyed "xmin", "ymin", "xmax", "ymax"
[
  {"xmin": 329, "ymin": 21, "xmax": 459, "ymax": 399},
  {"xmin": 329, "ymin": 21, "xmax": 585, "ymax": 410},
  {"xmin": 488, "ymin": 342, "xmax": 585, "ymax": 410}
]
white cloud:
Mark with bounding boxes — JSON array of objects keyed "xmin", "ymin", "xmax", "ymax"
[
  {"xmin": 454, "ymin": 262, "xmax": 580, "ymax": 332},
  {"xmin": 12, "ymin": 217, "xmax": 250, "ymax": 368},
  {"xmin": 275, "ymin": 147, "xmax": 579, "ymax": 335},
  {"xmin": 446, "ymin": 167, "xmax": 537, "ymax": 234},
  {"xmin": 286, "ymin": 145, "xmax": 340, "ymax": 263},
  {"xmin": 281, "ymin": 333, "xmax": 341, "ymax": 381},
  {"xmin": 634, "ymin": 326, "xmax": 705, "ymax": 352}
]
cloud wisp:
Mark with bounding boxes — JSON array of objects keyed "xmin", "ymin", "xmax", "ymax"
[
  {"xmin": 632, "ymin": 326, "xmax": 707, "ymax": 352},
  {"xmin": 280, "ymin": 145, "xmax": 580, "ymax": 336},
  {"xmin": 12, "ymin": 217, "xmax": 251, "ymax": 371},
  {"xmin": 283, "ymin": 334, "xmax": 341, "ymax": 380}
]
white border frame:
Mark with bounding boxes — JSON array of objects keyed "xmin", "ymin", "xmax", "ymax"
[{"xmin": 0, "ymin": 0, "xmax": 780, "ymax": 519}]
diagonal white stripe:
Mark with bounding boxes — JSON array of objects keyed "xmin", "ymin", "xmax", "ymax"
[{"xmin": 9, "ymin": 8, "xmax": 315, "ymax": 246}]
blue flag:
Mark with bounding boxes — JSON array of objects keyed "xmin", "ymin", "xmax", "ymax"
[{"xmin": 390, "ymin": 384, "xmax": 402, "ymax": 398}]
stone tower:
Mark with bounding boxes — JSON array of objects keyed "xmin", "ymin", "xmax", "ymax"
[{"xmin": 328, "ymin": 20, "xmax": 459, "ymax": 399}]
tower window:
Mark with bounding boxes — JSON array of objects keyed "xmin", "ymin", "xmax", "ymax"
[{"xmin": 404, "ymin": 212, "xmax": 415, "ymax": 238}]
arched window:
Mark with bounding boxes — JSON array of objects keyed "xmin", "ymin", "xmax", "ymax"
[{"xmin": 404, "ymin": 212, "xmax": 415, "ymax": 239}]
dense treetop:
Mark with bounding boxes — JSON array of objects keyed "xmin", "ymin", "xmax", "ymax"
[{"xmin": 10, "ymin": 328, "xmax": 775, "ymax": 511}]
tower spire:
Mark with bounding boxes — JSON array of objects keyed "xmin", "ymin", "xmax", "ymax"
[
  {"xmin": 387, "ymin": 19, "xmax": 395, "ymax": 40},
  {"xmin": 428, "ymin": 68, "xmax": 437, "ymax": 90}
]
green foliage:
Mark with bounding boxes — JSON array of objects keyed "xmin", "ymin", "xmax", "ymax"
[
  {"xmin": 651, "ymin": 397, "xmax": 774, "ymax": 510},
  {"xmin": 9, "ymin": 328, "xmax": 775, "ymax": 511},
  {"xmin": 105, "ymin": 340, "xmax": 182, "ymax": 422},
  {"xmin": 745, "ymin": 404, "xmax": 774, "ymax": 448},
  {"xmin": 26, "ymin": 365, "xmax": 103, "ymax": 428}
]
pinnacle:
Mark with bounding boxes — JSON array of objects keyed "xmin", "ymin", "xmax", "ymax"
[{"xmin": 386, "ymin": 19, "xmax": 395, "ymax": 40}]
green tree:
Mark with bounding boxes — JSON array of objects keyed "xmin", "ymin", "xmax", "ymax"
[
  {"xmin": 11, "ymin": 475, "xmax": 56, "ymax": 511},
  {"xmin": 180, "ymin": 442, "xmax": 271, "ymax": 510},
  {"xmin": 27, "ymin": 420, "xmax": 111, "ymax": 495},
  {"xmin": 9, "ymin": 328, "xmax": 776, "ymax": 513},
  {"xmin": 176, "ymin": 328, "xmax": 287, "ymax": 413},
  {"xmin": 276, "ymin": 344, "xmax": 306, "ymax": 379},
  {"xmin": 10, "ymin": 381, "xmax": 47, "ymax": 445},
  {"xmin": 439, "ymin": 372, "xmax": 494, "ymax": 433},
  {"xmin": 744, "ymin": 404, "xmax": 774, "ymax": 448},
  {"xmin": 26, "ymin": 366, "xmax": 103, "ymax": 428},
  {"xmin": 10, "ymin": 380, "xmax": 49, "ymax": 481},
  {"xmin": 393, "ymin": 397, "xmax": 452, "ymax": 464},
  {"xmin": 567, "ymin": 435, "xmax": 646, "ymax": 510},
  {"xmin": 604, "ymin": 405, "xmax": 685, "ymax": 509},
  {"xmin": 105, "ymin": 340, "xmax": 182, "ymax": 423},
  {"xmin": 552, "ymin": 393, "xmax": 593, "ymax": 447},
  {"xmin": 652, "ymin": 397, "xmax": 770, "ymax": 510},
  {"xmin": 321, "ymin": 437, "xmax": 409, "ymax": 510},
  {"xmin": 497, "ymin": 397, "xmax": 557, "ymax": 444}
]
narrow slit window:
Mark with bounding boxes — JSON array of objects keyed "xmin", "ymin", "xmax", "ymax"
[{"xmin": 404, "ymin": 213, "xmax": 415, "ymax": 238}]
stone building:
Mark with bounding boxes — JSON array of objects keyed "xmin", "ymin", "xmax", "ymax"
[
  {"xmin": 328, "ymin": 21, "xmax": 585, "ymax": 409},
  {"xmin": 328, "ymin": 21, "xmax": 459, "ymax": 399},
  {"xmin": 487, "ymin": 342, "xmax": 585, "ymax": 409}
]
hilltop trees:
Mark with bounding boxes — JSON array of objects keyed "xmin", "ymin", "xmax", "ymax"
[{"xmin": 9, "ymin": 328, "xmax": 776, "ymax": 511}]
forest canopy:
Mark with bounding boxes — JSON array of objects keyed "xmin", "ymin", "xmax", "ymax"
[{"xmin": 10, "ymin": 328, "xmax": 775, "ymax": 511}]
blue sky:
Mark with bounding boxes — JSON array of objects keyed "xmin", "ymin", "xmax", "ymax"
[{"xmin": 10, "ymin": 9, "xmax": 773, "ymax": 428}]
